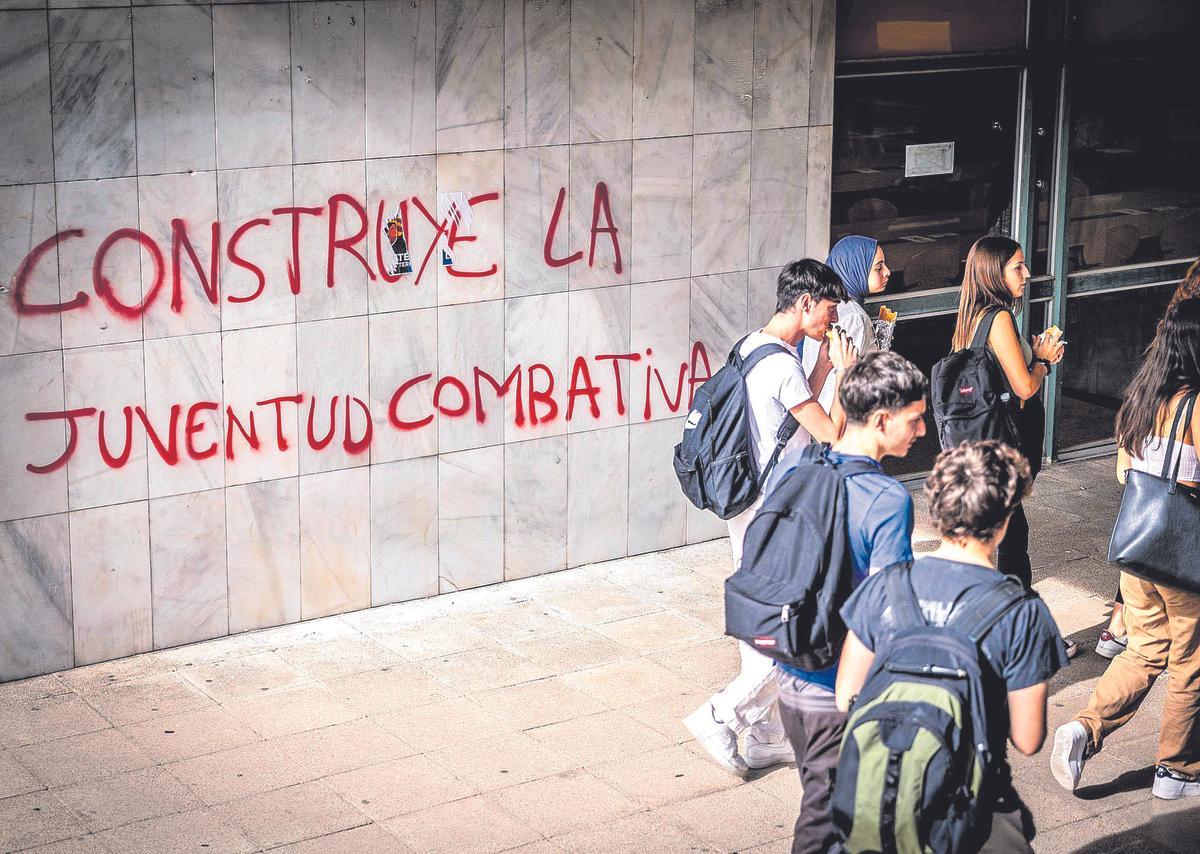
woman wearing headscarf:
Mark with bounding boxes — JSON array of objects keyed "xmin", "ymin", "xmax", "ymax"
[{"xmin": 803, "ymin": 236, "xmax": 892, "ymax": 412}]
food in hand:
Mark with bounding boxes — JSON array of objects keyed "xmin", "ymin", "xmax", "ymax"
[
  {"xmin": 878, "ymin": 305, "xmax": 898, "ymax": 323},
  {"xmin": 1044, "ymin": 324, "xmax": 1063, "ymax": 340}
]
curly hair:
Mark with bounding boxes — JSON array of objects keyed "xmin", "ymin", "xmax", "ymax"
[{"xmin": 924, "ymin": 440, "xmax": 1033, "ymax": 543}]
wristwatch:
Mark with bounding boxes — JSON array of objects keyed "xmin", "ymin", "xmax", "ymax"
[{"xmin": 1034, "ymin": 357, "xmax": 1053, "ymax": 374}]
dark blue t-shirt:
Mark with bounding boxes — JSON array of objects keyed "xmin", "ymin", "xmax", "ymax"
[{"xmin": 767, "ymin": 449, "xmax": 915, "ymax": 690}]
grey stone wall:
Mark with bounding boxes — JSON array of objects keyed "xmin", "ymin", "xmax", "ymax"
[{"xmin": 0, "ymin": 0, "xmax": 835, "ymax": 681}]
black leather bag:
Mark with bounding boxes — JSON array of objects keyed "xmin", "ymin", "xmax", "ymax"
[{"xmin": 1108, "ymin": 391, "xmax": 1200, "ymax": 594}]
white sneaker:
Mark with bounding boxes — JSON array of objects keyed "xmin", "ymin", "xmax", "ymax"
[
  {"xmin": 744, "ymin": 731, "xmax": 795, "ymax": 769},
  {"xmin": 1050, "ymin": 721, "xmax": 1089, "ymax": 792},
  {"xmin": 684, "ymin": 702, "xmax": 749, "ymax": 777},
  {"xmin": 1095, "ymin": 630, "xmax": 1128, "ymax": 659},
  {"xmin": 1152, "ymin": 765, "xmax": 1200, "ymax": 800}
]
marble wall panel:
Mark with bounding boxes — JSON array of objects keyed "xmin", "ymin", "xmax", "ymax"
[
  {"xmin": 435, "ymin": 0, "xmax": 504, "ymax": 153},
  {"xmin": 55, "ymin": 177, "xmax": 142, "ymax": 349},
  {"xmin": 436, "ymin": 150, "xmax": 505, "ymax": 305},
  {"xmin": 0, "ymin": 351, "xmax": 67, "ymax": 522},
  {"xmin": 365, "ymin": 0, "xmax": 436, "ymax": 158},
  {"xmin": 567, "ymin": 285, "xmax": 631, "ymax": 433},
  {"xmin": 628, "ymin": 417, "xmax": 687, "ymax": 554},
  {"xmin": 569, "ymin": 141, "xmax": 632, "ymax": 290},
  {"xmin": 0, "ymin": 514, "xmax": 73, "ymax": 681},
  {"xmin": 806, "ymin": 124, "xmax": 833, "ymax": 258},
  {"xmin": 630, "ymin": 278, "xmax": 691, "ymax": 424},
  {"xmin": 0, "ymin": 183, "xmax": 60, "ymax": 356},
  {"xmin": 0, "ymin": 12, "xmax": 52, "ymax": 184},
  {"xmin": 131, "ymin": 6, "xmax": 216, "ymax": 175},
  {"xmin": 567, "ymin": 425, "xmax": 628, "ymax": 567},
  {"xmin": 49, "ymin": 9, "xmax": 135, "ymax": 181},
  {"xmin": 213, "ymin": 4, "xmax": 292, "ymax": 169},
  {"xmin": 438, "ymin": 299, "xmax": 504, "ymax": 451},
  {"xmin": 138, "ymin": 171, "xmax": 222, "ymax": 340},
  {"xmin": 70, "ymin": 501, "xmax": 153, "ymax": 666},
  {"xmin": 294, "ymin": 160, "xmax": 370, "ymax": 321},
  {"xmin": 226, "ymin": 477, "xmax": 301, "ymax": 634},
  {"xmin": 809, "ymin": 0, "xmax": 836, "ymax": 126},
  {"xmin": 687, "ymin": 499, "xmax": 729, "ymax": 544},
  {"xmin": 632, "ymin": 0, "xmax": 693, "ymax": 139},
  {"xmin": 149, "ymin": 488, "xmax": 228, "ymax": 650},
  {"xmin": 368, "ymin": 307, "xmax": 439, "ymax": 462},
  {"xmin": 299, "ymin": 467, "xmax": 371, "ymax": 618},
  {"xmin": 217, "ymin": 166, "xmax": 296, "ymax": 330},
  {"xmin": 370, "ymin": 456, "xmax": 438, "ymax": 605},
  {"xmin": 748, "ymin": 265, "xmax": 778, "ymax": 328},
  {"xmin": 691, "ymin": 131, "xmax": 751, "ymax": 276},
  {"xmin": 63, "ymin": 342, "xmax": 148, "ymax": 511},
  {"xmin": 691, "ymin": 271, "xmax": 748, "ymax": 366},
  {"xmin": 291, "ymin": 1, "xmax": 366, "ymax": 164},
  {"xmin": 438, "ymin": 445, "xmax": 503, "ymax": 592},
  {"xmin": 631, "ymin": 137, "xmax": 692, "ymax": 285},
  {"xmin": 504, "ymin": 145, "xmax": 569, "ymax": 297},
  {"xmin": 503, "ymin": 293, "xmax": 568, "ymax": 443},
  {"xmin": 752, "ymin": 0, "xmax": 810, "ymax": 130},
  {"xmin": 503, "ymin": 0, "xmax": 569, "ymax": 148},
  {"xmin": 365, "ymin": 155, "xmax": 438, "ymax": 314},
  {"xmin": 297, "ymin": 315, "xmax": 370, "ymax": 474},
  {"xmin": 504, "ymin": 435, "xmax": 567, "ymax": 579},
  {"xmin": 570, "ymin": 0, "xmax": 634, "ymax": 143},
  {"xmin": 694, "ymin": 0, "xmax": 754, "ymax": 134},
  {"xmin": 143, "ymin": 333, "xmax": 224, "ymax": 499},
  {"xmin": 750, "ymin": 126, "xmax": 808, "ymax": 268},
  {"xmin": 222, "ymin": 323, "xmax": 299, "ymax": 487}
]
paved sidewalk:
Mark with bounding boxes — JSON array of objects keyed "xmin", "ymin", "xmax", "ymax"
[{"xmin": 1, "ymin": 456, "xmax": 1197, "ymax": 853}]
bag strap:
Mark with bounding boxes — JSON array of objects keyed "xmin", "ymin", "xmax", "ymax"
[
  {"xmin": 1161, "ymin": 390, "xmax": 1199, "ymax": 487},
  {"xmin": 947, "ymin": 578, "xmax": 1027, "ymax": 646},
  {"xmin": 968, "ymin": 307, "xmax": 1006, "ymax": 351},
  {"xmin": 883, "ymin": 560, "xmax": 925, "ymax": 629},
  {"xmin": 757, "ymin": 414, "xmax": 800, "ymax": 488}
]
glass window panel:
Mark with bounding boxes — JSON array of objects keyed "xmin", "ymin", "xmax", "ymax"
[
  {"xmin": 880, "ymin": 312, "xmax": 955, "ymax": 478},
  {"xmin": 832, "ymin": 70, "xmax": 1019, "ymax": 296},
  {"xmin": 836, "ymin": 0, "xmax": 1026, "ymax": 60},
  {"xmin": 1054, "ymin": 284, "xmax": 1174, "ymax": 454},
  {"xmin": 1077, "ymin": 0, "xmax": 1200, "ymax": 48}
]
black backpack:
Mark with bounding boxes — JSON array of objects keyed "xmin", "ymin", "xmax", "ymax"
[
  {"xmin": 673, "ymin": 335, "xmax": 800, "ymax": 520},
  {"xmin": 832, "ymin": 562, "xmax": 1027, "ymax": 854},
  {"xmin": 930, "ymin": 308, "xmax": 1020, "ymax": 450},
  {"xmin": 723, "ymin": 444, "xmax": 877, "ymax": 669}
]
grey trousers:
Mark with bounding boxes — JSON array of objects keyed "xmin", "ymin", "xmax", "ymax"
[{"xmin": 775, "ymin": 671, "xmax": 846, "ymax": 854}]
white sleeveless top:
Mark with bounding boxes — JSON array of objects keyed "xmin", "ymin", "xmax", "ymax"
[{"xmin": 1131, "ymin": 436, "xmax": 1200, "ymax": 482}]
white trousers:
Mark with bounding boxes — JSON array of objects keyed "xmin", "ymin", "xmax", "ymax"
[{"xmin": 708, "ymin": 497, "xmax": 785, "ymax": 741}]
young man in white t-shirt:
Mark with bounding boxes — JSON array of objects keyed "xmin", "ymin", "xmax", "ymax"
[{"xmin": 686, "ymin": 259, "xmax": 858, "ymax": 776}]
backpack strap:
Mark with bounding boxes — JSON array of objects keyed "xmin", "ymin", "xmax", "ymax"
[
  {"xmin": 968, "ymin": 307, "xmax": 1006, "ymax": 351},
  {"xmin": 735, "ymin": 339, "xmax": 803, "ymax": 487},
  {"xmin": 882, "ymin": 560, "xmax": 925, "ymax": 630},
  {"xmin": 947, "ymin": 577, "xmax": 1028, "ymax": 646}
]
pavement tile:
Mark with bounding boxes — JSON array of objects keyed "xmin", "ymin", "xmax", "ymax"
[
  {"xmin": 650, "ymin": 639, "xmax": 742, "ymax": 692},
  {"xmin": 471, "ymin": 677, "xmax": 607, "ymax": 731},
  {"xmin": 499, "ymin": 629, "xmax": 632, "ymax": 673},
  {"xmin": 54, "ymin": 766, "xmax": 201, "ymax": 834},
  {"xmin": 592, "ymin": 611, "xmax": 719, "ymax": 653},
  {"xmin": 214, "ymin": 780, "xmax": 368, "ymax": 850},
  {"xmin": 166, "ymin": 737, "xmax": 313, "ymax": 805},
  {"xmin": 422, "ymin": 647, "xmax": 554, "ymax": 693},
  {"xmin": 0, "ymin": 791, "xmax": 88, "ymax": 853},
  {"xmin": 490, "ymin": 770, "xmax": 641, "ymax": 838},
  {"xmin": 20, "ymin": 835, "xmax": 111, "ymax": 853},
  {"xmin": 271, "ymin": 822, "xmax": 411, "ymax": 853},
  {"xmin": 0, "ymin": 676, "xmax": 72, "ymax": 705},
  {"xmin": 500, "ymin": 843, "xmax": 562, "ymax": 854},
  {"xmin": 179, "ymin": 652, "xmax": 314, "ymax": 703},
  {"xmin": 501, "ymin": 568, "xmax": 603, "ymax": 598},
  {"xmin": 437, "ymin": 585, "xmax": 532, "ymax": 615},
  {"xmin": 272, "ymin": 637, "xmax": 407, "ymax": 682},
  {"xmin": 152, "ymin": 632, "xmax": 271, "ymax": 668},
  {"xmin": 425, "ymin": 733, "xmax": 576, "ymax": 793},
  {"xmin": 369, "ymin": 697, "xmax": 518, "ymax": 753},
  {"xmin": 252, "ymin": 616, "xmax": 362, "ymax": 648},
  {"xmin": 539, "ymin": 584, "xmax": 663, "ymax": 626},
  {"xmin": 120, "ymin": 705, "xmax": 262, "ymax": 764},
  {"xmin": 560, "ymin": 658, "xmax": 698, "ymax": 708},
  {"xmin": 324, "ymin": 754, "xmax": 477, "ymax": 822},
  {"xmin": 366, "ymin": 616, "xmax": 494, "ymax": 660},
  {"xmin": 0, "ymin": 749, "xmax": 44, "ymax": 799},
  {"xmin": 524, "ymin": 710, "xmax": 671, "ymax": 766},
  {"xmin": 638, "ymin": 573, "xmax": 719, "ymax": 611},
  {"xmin": 587, "ymin": 744, "xmax": 741, "ymax": 808},
  {"xmin": 221, "ymin": 683, "xmax": 360, "ymax": 738},
  {"xmin": 339, "ymin": 598, "xmax": 449, "ymax": 632},
  {"xmin": 278, "ymin": 718, "xmax": 417, "ymax": 779},
  {"xmin": 324, "ymin": 664, "xmax": 450, "ymax": 714},
  {"xmin": 622, "ymin": 688, "xmax": 714, "ymax": 743},
  {"xmin": 748, "ymin": 766, "xmax": 803, "ymax": 807},
  {"xmin": 549, "ymin": 809, "xmax": 711, "ymax": 853},
  {"xmin": 75, "ymin": 672, "xmax": 213, "ymax": 727},
  {"xmin": 659, "ymin": 785, "xmax": 795, "ymax": 851},
  {"xmin": 586, "ymin": 553, "xmax": 681, "ymax": 589},
  {"xmin": 0, "ymin": 694, "xmax": 110, "ymax": 750},
  {"xmin": 742, "ymin": 837, "xmax": 795, "ymax": 853},
  {"xmin": 464, "ymin": 602, "xmax": 578, "ymax": 642},
  {"xmin": 55, "ymin": 656, "xmax": 177, "ymax": 694},
  {"xmin": 94, "ymin": 807, "xmax": 256, "ymax": 854},
  {"xmin": 385, "ymin": 794, "xmax": 542, "ymax": 854},
  {"xmin": 12, "ymin": 729, "xmax": 153, "ymax": 789}
]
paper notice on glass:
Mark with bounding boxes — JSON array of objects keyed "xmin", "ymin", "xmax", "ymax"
[{"xmin": 905, "ymin": 142, "xmax": 955, "ymax": 178}]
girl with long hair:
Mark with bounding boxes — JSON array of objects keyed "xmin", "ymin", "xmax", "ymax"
[
  {"xmin": 950, "ymin": 236, "xmax": 1065, "ymax": 592},
  {"xmin": 1052, "ymin": 298, "xmax": 1200, "ymax": 800}
]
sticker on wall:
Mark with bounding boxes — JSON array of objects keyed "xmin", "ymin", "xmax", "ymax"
[
  {"xmin": 380, "ymin": 204, "xmax": 413, "ymax": 276},
  {"xmin": 904, "ymin": 141, "xmax": 955, "ymax": 178},
  {"xmin": 438, "ymin": 191, "xmax": 473, "ymax": 267}
]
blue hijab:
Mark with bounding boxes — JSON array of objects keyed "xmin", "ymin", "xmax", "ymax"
[{"xmin": 826, "ymin": 236, "xmax": 879, "ymax": 304}]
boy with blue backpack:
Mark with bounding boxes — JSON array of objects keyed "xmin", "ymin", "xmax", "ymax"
[{"xmin": 834, "ymin": 440, "xmax": 1070, "ymax": 853}]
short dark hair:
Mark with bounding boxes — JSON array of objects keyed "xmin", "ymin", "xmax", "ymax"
[
  {"xmin": 776, "ymin": 259, "xmax": 847, "ymax": 313},
  {"xmin": 924, "ymin": 440, "xmax": 1033, "ymax": 543},
  {"xmin": 839, "ymin": 351, "xmax": 929, "ymax": 425}
]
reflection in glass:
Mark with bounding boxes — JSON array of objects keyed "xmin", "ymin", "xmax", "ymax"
[
  {"xmin": 836, "ymin": 0, "xmax": 1026, "ymax": 60},
  {"xmin": 832, "ymin": 71, "xmax": 1018, "ymax": 296},
  {"xmin": 881, "ymin": 312, "xmax": 955, "ymax": 477},
  {"xmin": 1077, "ymin": 0, "xmax": 1200, "ymax": 48}
]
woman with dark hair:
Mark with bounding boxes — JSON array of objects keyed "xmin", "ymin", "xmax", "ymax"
[
  {"xmin": 1052, "ymin": 298, "xmax": 1200, "ymax": 800},
  {"xmin": 1168, "ymin": 257, "xmax": 1200, "ymax": 308},
  {"xmin": 949, "ymin": 236, "xmax": 1066, "ymax": 593}
]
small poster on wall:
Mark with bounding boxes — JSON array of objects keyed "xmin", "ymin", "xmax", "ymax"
[
  {"xmin": 438, "ymin": 191, "xmax": 473, "ymax": 267},
  {"xmin": 380, "ymin": 204, "xmax": 413, "ymax": 276},
  {"xmin": 905, "ymin": 141, "xmax": 955, "ymax": 178}
]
